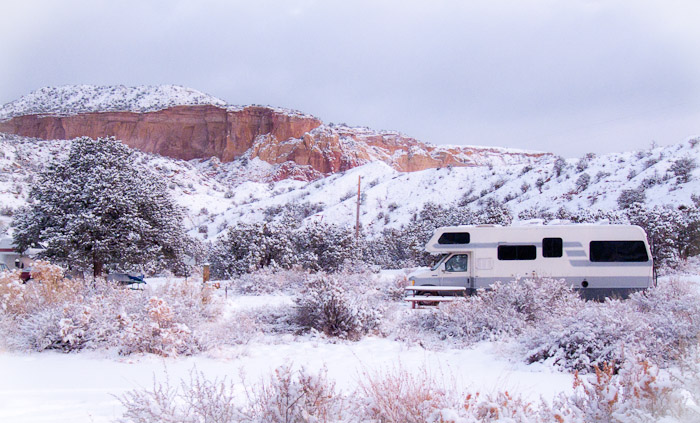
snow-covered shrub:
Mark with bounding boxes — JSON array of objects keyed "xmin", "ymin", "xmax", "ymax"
[
  {"xmin": 117, "ymin": 280, "xmax": 220, "ymax": 357},
  {"xmin": 525, "ymin": 278, "xmax": 700, "ymax": 373},
  {"xmin": 293, "ymin": 221, "xmax": 359, "ymax": 273},
  {"xmin": 463, "ymin": 391, "xmax": 543, "ymax": 422},
  {"xmin": 209, "ymin": 220, "xmax": 298, "ymax": 278},
  {"xmin": 380, "ymin": 273, "xmax": 411, "ymax": 301},
  {"xmin": 196, "ymin": 310, "xmax": 259, "ymax": 349},
  {"xmin": 0, "ymin": 270, "xmax": 27, "ymax": 315},
  {"xmin": 357, "ymin": 366, "xmax": 455, "ymax": 423},
  {"xmin": 565, "ymin": 358, "xmax": 680, "ymax": 423},
  {"xmin": 294, "ymin": 273, "xmax": 382, "ymax": 340},
  {"xmin": 553, "ymin": 156, "xmax": 567, "ymax": 177},
  {"xmin": 524, "ymin": 299, "xmax": 644, "ymax": 372},
  {"xmin": 576, "ymin": 153, "xmax": 595, "ymax": 172},
  {"xmin": 414, "ymin": 278, "xmax": 582, "ymax": 344},
  {"xmin": 669, "ymin": 156, "xmax": 697, "ymax": 183},
  {"xmin": 153, "ymin": 278, "xmax": 221, "ymax": 323},
  {"xmin": 575, "ymin": 172, "xmax": 591, "ymax": 192},
  {"xmin": 117, "ymin": 296, "xmax": 197, "ymax": 357},
  {"xmin": 477, "ymin": 198, "xmax": 513, "ymax": 225},
  {"xmin": 119, "ymin": 370, "xmax": 241, "ymax": 423},
  {"xmin": 0, "ymin": 261, "xmax": 81, "ymax": 316},
  {"xmin": 617, "ymin": 188, "xmax": 646, "ymax": 209},
  {"xmin": 625, "ymin": 203, "xmax": 686, "ymax": 268},
  {"xmin": 2, "ymin": 267, "xmax": 222, "ymax": 355},
  {"xmin": 5, "ymin": 277, "xmax": 134, "ymax": 352},
  {"xmin": 242, "ymin": 365, "xmax": 345, "ymax": 422},
  {"xmin": 628, "ymin": 278, "xmax": 700, "ymax": 362},
  {"xmin": 231, "ymin": 267, "xmax": 308, "ymax": 295}
]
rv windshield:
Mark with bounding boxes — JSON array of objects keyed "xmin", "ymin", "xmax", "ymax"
[{"xmin": 430, "ymin": 254, "xmax": 448, "ymax": 271}]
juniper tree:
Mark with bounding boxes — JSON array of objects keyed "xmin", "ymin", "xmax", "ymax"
[{"xmin": 13, "ymin": 137, "xmax": 188, "ymax": 276}]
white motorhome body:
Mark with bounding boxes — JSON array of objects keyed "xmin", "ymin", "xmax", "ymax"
[{"xmin": 409, "ymin": 224, "xmax": 653, "ymax": 300}]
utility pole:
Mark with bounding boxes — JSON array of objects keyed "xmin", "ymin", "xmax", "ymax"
[{"xmin": 355, "ymin": 175, "xmax": 361, "ymax": 239}]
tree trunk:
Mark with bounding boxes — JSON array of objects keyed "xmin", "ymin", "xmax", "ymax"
[{"xmin": 93, "ymin": 260, "xmax": 104, "ymax": 277}]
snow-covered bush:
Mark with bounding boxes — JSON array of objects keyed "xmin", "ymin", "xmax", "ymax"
[
  {"xmin": 0, "ymin": 261, "xmax": 81, "ymax": 316},
  {"xmin": 2, "ymin": 266, "xmax": 223, "ymax": 356},
  {"xmin": 576, "ymin": 153, "xmax": 594, "ymax": 172},
  {"xmin": 525, "ymin": 278, "xmax": 700, "ymax": 372},
  {"xmin": 553, "ymin": 156, "xmax": 567, "ymax": 177},
  {"xmin": 625, "ymin": 203, "xmax": 688, "ymax": 268},
  {"xmin": 230, "ymin": 267, "xmax": 309, "ymax": 295},
  {"xmin": 669, "ymin": 156, "xmax": 697, "ymax": 183},
  {"xmin": 196, "ymin": 310, "xmax": 259, "ymax": 349},
  {"xmin": 564, "ymin": 359, "xmax": 679, "ymax": 423},
  {"xmin": 524, "ymin": 299, "xmax": 643, "ymax": 372},
  {"xmin": 242, "ymin": 365, "xmax": 345, "ymax": 422},
  {"xmin": 4, "ymin": 275, "xmax": 135, "ymax": 352},
  {"xmin": 117, "ymin": 296, "xmax": 197, "ymax": 357},
  {"xmin": 118, "ymin": 370, "xmax": 241, "ymax": 423},
  {"xmin": 575, "ymin": 172, "xmax": 591, "ymax": 192},
  {"xmin": 118, "ymin": 353, "xmax": 700, "ymax": 423},
  {"xmin": 413, "ymin": 278, "xmax": 582, "ymax": 345},
  {"xmin": 357, "ymin": 366, "xmax": 455, "ymax": 423},
  {"xmin": 210, "ymin": 220, "xmax": 298, "ymax": 278},
  {"xmin": 628, "ymin": 278, "xmax": 700, "ymax": 362},
  {"xmin": 617, "ymin": 188, "xmax": 646, "ymax": 209},
  {"xmin": 293, "ymin": 221, "xmax": 359, "ymax": 273},
  {"xmin": 294, "ymin": 273, "xmax": 382, "ymax": 340},
  {"xmin": 210, "ymin": 220, "xmax": 359, "ymax": 277}
]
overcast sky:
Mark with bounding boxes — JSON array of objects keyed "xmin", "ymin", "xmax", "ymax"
[{"xmin": 2, "ymin": 0, "xmax": 700, "ymax": 157}]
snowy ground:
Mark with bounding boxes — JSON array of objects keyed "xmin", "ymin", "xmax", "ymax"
[
  {"xmin": 0, "ymin": 290, "xmax": 575, "ymax": 423},
  {"xmin": 2, "ymin": 269, "xmax": 699, "ymax": 422},
  {"xmin": 0, "ymin": 337, "xmax": 573, "ymax": 423}
]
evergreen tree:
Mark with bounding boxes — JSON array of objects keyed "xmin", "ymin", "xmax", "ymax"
[
  {"xmin": 626, "ymin": 204, "xmax": 684, "ymax": 268},
  {"xmin": 13, "ymin": 137, "xmax": 188, "ymax": 276},
  {"xmin": 209, "ymin": 219, "xmax": 298, "ymax": 278},
  {"xmin": 293, "ymin": 221, "xmax": 357, "ymax": 272}
]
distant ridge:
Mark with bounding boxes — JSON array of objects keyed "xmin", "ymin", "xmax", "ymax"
[
  {"xmin": 0, "ymin": 85, "xmax": 227, "ymax": 119},
  {"xmin": 0, "ymin": 85, "xmax": 550, "ymax": 181}
]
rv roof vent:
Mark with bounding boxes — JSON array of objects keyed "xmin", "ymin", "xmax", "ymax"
[
  {"xmin": 516, "ymin": 219, "xmax": 545, "ymax": 226},
  {"xmin": 548, "ymin": 219, "xmax": 572, "ymax": 225}
]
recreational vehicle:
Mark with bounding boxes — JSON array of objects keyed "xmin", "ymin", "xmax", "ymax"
[{"xmin": 408, "ymin": 223, "xmax": 653, "ymax": 300}]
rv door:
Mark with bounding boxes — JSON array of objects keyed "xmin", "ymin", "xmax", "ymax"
[{"xmin": 440, "ymin": 253, "xmax": 472, "ymax": 289}]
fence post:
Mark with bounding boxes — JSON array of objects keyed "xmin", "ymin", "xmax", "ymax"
[{"xmin": 203, "ymin": 263, "xmax": 210, "ymax": 284}]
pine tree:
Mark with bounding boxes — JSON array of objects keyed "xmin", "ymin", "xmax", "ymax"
[
  {"xmin": 13, "ymin": 137, "xmax": 188, "ymax": 276},
  {"xmin": 209, "ymin": 219, "xmax": 298, "ymax": 278},
  {"xmin": 294, "ymin": 221, "xmax": 357, "ymax": 272}
]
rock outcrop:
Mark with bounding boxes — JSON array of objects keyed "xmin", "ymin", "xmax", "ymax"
[
  {"xmin": 0, "ymin": 86, "xmax": 551, "ymax": 180},
  {"xmin": 0, "ymin": 105, "xmax": 323, "ymax": 163}
]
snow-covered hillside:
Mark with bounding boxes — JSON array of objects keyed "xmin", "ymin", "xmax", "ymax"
[
  {"xmin": 0, "ymin": 85, "xmax": 228, "ymax": 119},
  {"xmin": 1, "ymin": 133, "xmax": 699, "ymax": 240}
]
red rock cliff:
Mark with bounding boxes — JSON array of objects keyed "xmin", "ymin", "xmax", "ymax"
[
  {"xmin": 0, "ymin": 105, "xmax": 549, "ymax": 180},
  {"xmin": 0, "ymin": 105, "xmax": 322, "ymax": 162}
]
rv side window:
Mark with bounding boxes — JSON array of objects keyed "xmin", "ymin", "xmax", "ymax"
[
  {"xmin": 438, "ymin": 232, "xmax": 470, "ymax": 244},
  {"xmin": 589, "ymin": 241, "xmax": 649, "ymax": 262},
  {"xmin": 444, "ymin": 254, "xmax": 469, "ymax": 272},
  {"xmin": 542, "ymin": 238, "xmax": 563, "ymax": 258},
  {"xmin": 497, "ymin": 245, "xmax": 536, "ymax": 260}
]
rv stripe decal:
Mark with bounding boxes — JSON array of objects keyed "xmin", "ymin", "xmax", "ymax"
[{"xmin": 567, "ymin": 260, "xmax": 651, "ymax": 267}]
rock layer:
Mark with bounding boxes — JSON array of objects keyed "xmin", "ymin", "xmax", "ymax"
[
  {"xmin": 0, "ymin": 105, "xmax": 321, "ymax": 162},
  {"xmin": 0, "ymin": 105, "xmax": 549, "ymax": 180}
]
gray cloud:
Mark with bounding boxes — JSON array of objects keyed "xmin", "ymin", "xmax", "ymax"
[{"xmin": 2, "ymin": 0, "xmax": 699, "ymax": 157}]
